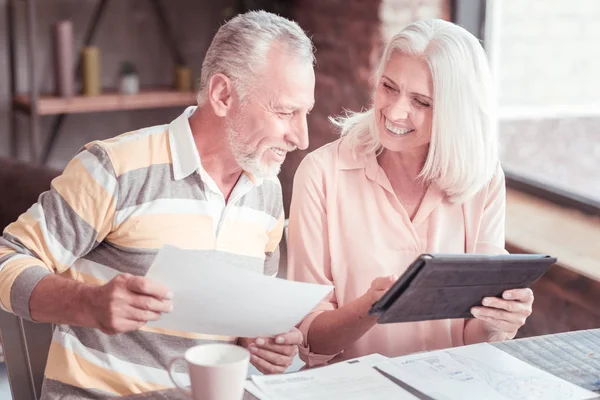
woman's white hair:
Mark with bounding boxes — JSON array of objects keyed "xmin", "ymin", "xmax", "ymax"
[
  {"xmin": 333, "ymin": 19, "xmax": 498, "ymax": 203},
  {"xmin": 197, "ymin": 10, "xmax": 314, "ymax": 104}
]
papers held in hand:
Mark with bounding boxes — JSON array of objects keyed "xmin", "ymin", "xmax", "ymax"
[
  {"xmin": 369, "ymin": 254, "xmax": 556, "ymax": 324},
  {"xmin": 145, "ymin": 245, "xmax": 332, "ymax": 337}
]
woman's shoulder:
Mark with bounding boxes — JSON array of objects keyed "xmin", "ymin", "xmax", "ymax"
[
  {"xmin": 307, "ymin": 136, "xmax": 348, "ymax": 160},
  {"xmin": 461, "ymin": 162, "xmax": 505, "ymax": 208},
  {"xmin": 298, "ymin": 136, "xmax": 348, "ymax": 172},
  {"xmin": 481, "ymin": 162, "xmax": 505, "ymax": 197},
  {"xmin": 293, "ymin": 137, "xmax": 357, "ymax": 192},
  {"xmin": 304, "ymin": 135, "xmax": 366, "ymax": 167}
]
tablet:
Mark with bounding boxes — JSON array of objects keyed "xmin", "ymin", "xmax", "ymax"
[{"xmin": 368, "ymin": 253, "xmax": 556, "ymax": 323}]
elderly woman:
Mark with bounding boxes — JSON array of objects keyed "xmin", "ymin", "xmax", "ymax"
[{"xmin": 287, "ymin": 19, "xmax": 534, "ymax": 367}]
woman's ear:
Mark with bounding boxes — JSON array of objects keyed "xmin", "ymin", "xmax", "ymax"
[{"xmin": 208, "ymin": 73, "xmax": 234, "ymax": 117}]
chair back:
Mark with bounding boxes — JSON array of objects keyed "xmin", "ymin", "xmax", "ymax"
[
  {"xmin": 0, "ymin": 158, "xmax": 58, "ymax": 399},
  {"xmin": 0, "ymin": 312, "xmax": 53, "ymax": 399}
]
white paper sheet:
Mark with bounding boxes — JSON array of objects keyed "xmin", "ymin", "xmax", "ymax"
[
  {"xmin": 251, "ymin": 362, "xmax": 419, "ymax": 400},
  {"xmin": 245, "ymin": 381, "xmax": 271, "ymax": 400},
  {"xmin": 377, "ymin": 342, "xmax": 597, "ymax": 400},
  {"xmin": 244, "ymin": 354, "xmax": 390, "ymax": 400},
  {"xmin": 145, "ymin": 245, "xmax": 332, "ymax": 337},
  {"xmin": 344, "ymin": 353, "xmax": 389, "ymax": 367}
]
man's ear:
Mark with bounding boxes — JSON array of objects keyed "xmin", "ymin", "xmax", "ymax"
[{"xmin": 208, "ymin": 73, "xmax": 235, "ymax": 117}]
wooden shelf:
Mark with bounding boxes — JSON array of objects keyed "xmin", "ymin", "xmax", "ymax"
[
  {"xmin": 13, "ymin": 89, "xmax": 197, "ymax": 116},
  {"xmin": 505, "ymin": 188, "xmax": 600, "ymax": 281}
]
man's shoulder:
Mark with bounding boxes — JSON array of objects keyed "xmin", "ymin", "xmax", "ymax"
[
  {"xmin": 82, "ymin": 124, "xmax": 171, "ymax": 176},
  {"xmin": 99, "ymin": 124, "xmax": 170, "ymax": 149}
]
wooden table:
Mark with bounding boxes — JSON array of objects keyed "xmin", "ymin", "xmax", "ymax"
[{"xmin": 117, "ymin": 329, "xmax": 600, "ymax": 399}]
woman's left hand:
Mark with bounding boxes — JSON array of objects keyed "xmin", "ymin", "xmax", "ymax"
[{"xmin": 470, "ymin": 288, "xmax": 534, "ymax": 341}]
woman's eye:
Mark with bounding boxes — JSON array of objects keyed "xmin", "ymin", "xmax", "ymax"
[
  {"xmin": 382, "ymin": 82, "xmax": 395, "ymax": 92},
  {"xmin": 414, "ymin": 99, "xmax": 431, "ymax": 108}
]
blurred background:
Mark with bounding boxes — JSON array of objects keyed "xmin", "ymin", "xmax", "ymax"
[
  {"xmin": 0, "ymin": 0, "xmax": 599, "ymax": 397},
  {"xmin": 1, "ymin": 0, "xmax": 599, "ymax": 211}
]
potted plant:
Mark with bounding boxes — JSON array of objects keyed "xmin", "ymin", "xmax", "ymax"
[{"xmin": 119, "ymin": 61, "xmax": 139, "ymax": 95}]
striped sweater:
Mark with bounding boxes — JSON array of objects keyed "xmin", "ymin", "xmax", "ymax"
[{"xmin": 0, "ymin": 107, "xmax": 284, "ymax": 398}]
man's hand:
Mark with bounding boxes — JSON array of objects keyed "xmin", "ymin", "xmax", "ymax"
[
  {"xmin": 470, "ymin": 288, "xmax": 534, "ymax": 341},
  {"xmin": 238, "ymin": 327, "xmax": 302, "ymax": 374},
  {"xmin": 88, "ymin": 273, "xmax": 173, "ymax": 335}
]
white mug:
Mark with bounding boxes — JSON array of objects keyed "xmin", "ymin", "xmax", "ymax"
[{"xmin": 168, "ymin": 343, "xmax": 250, "ymax": 400}]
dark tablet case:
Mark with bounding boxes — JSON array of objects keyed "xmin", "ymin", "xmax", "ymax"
[{"xmin": 369, "ymin": 254, "xmax": 557, "ymax": 323}]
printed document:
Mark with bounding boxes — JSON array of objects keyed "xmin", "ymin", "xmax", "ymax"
[
  {"xmin": 377, "ymin": 342, "xmax": 597, "ymax": 400},
  {"xmin": 252, "ymin": 361, "xmax": 418, "ymax": 400}
]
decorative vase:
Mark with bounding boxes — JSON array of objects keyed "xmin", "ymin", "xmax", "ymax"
[
  {"xmin": 82, "ymin": 47, "xmax": 100, "ymax": 96},
  {"xmin": 174, "ymin": 65, "xmax": 192, "ymax": 92},
  {"xmin": 53, "ymin": 20, "xmax": 74, "ymax": 98},
  {"xmin": 119, "ymin": 61, "xmax": 139, "ymax": 95},
  {"xmin": 119, "ymin": 74, "xmax": 139, "ymax": 95}
]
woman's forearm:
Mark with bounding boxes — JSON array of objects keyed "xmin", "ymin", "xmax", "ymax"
[
  {"xmin": 306, "ymin": 294, "xmax": 378, "ymax": 356},
  {"xmin": 463, "ymin": 318, "xmax": 509, "ymax": 345}
]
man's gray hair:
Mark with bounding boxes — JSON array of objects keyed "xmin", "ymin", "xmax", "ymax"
[{"xmin": 197, "ymin": 10, "xmax": 315, "ymax": 104}]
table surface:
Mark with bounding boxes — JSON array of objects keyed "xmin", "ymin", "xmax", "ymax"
[{"xmin": 117, "ymin": 328, "xmax": 600, "ymax": 400}]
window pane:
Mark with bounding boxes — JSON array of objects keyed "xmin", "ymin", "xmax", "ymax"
[{"xmin": 490, "ymin": 0, "xmax": 600, "ymax": 202}]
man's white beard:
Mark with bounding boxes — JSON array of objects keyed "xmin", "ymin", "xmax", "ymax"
[{"xmin": 226, "ymin": 123, "xmax": 282, "ymax": 179}]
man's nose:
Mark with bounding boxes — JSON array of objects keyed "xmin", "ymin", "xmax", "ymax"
[{"xmin": 290, "ymin": 115, "xmax": 309, "ymax": 151}]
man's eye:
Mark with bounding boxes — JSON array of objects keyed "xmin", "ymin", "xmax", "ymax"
[{"xmin": 278, "ymin": 112, "xmax": 294, "ymax": 117}]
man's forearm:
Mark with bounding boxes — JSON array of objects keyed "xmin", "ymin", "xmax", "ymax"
[{"xmin": 29, "ymin": 274, "xmax": 97, "ymax": 328}]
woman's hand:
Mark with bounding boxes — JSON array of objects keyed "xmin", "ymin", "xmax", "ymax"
[
  {"xmin": 364, "ymin": 275, "xmax": 398, "ymax": 308},
  {"xmin": 470, "ymin": 288, "xmax": 534, "ymax": 341},
  {"xmin": 304, "ymin": 274, "xmax": 400, "ymax": 358}
]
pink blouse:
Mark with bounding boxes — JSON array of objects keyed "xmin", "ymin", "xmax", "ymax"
[{"xmin": 287, "ymin": 137, "xmax": 506, "ymax": 367}]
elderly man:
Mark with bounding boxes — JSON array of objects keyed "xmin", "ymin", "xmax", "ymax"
[{"xmin": 0, "ymin": 10, "xmax": 315, "ymax": 398}]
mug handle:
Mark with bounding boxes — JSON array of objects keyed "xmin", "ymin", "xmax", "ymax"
[{"xmin": 168, "ymin": 356, "xmax": 192, "ymax": 396}]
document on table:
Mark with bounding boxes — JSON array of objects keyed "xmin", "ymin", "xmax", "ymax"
[
  {"xmin": 245, "ymin": 353, "xmax": 392, "ymax": 400},
  {"xmin": 145, "ymin": 245, "xmax": 332, "ymax": 337},
  {"xmin": 245, "ymin": 381, "xmax": 270, "ymax": 400},
  {"xmin": 251, "ymin": 362, "xmax": 419, "ymax": 400},
  {"xmin": 344, "ymin": 353, "xmax": 389, "ymax": 367},
  {"xmin": 376, "ymin": 342, "xmax": 597, "ymax": 400}
]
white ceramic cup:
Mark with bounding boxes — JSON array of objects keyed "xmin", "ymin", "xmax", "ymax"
[{"xmin": 168, "ymin": 343, "xmax": 250, "ymax": 400}]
